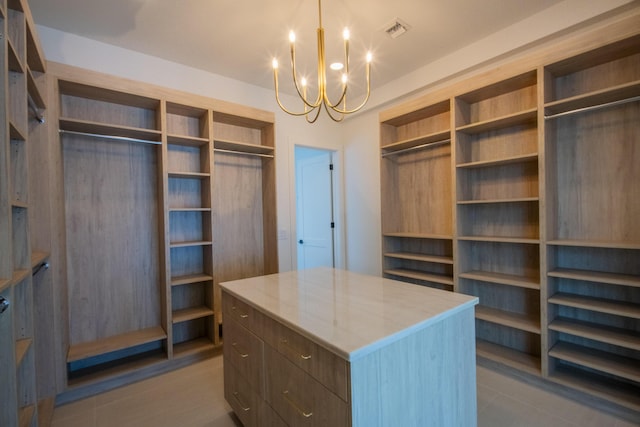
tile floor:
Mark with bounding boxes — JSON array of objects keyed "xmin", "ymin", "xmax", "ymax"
[{"xmin": 51, "ymin": 355, "xmax": 639, "ymax": 427}]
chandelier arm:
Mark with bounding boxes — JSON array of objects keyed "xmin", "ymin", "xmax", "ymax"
[
  {"xmin": 305, "ymin": 103, "xmax": 323, "ymax": 123},
  {"xmin": 290, "ymin": 43, "xmax": 322, "ymax": 109},
  {"xmin": 322, "ymin": 101, "xmax": 346, "ymax": 122},
  {"xmin": 273, "ymin": 69, "xmax": 322, "ymax": 116},
  {"xmin": 328, "ymin": 64, "xmax": 371, "ymax": 114}
]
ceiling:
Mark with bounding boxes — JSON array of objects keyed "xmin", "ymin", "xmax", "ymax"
[{"xmin": 28, "ymin": 0, "xmax": 564, "ymax": 97}]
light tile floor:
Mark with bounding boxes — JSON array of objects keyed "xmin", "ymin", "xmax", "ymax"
[{"xmin": 51, "ymin": 355, "xmax": 639, "ymax": 427}]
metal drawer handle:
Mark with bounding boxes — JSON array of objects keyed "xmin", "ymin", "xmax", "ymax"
[
  {"xmin": 231, "ymin": 342, "xmax": 249, "ymax": 358},
  {"xmin": 232, "ymin": 306, "xmax": 249, "ymax": 319},
  {"xmin": 232, "ymin": 391, "xmax": 251, "ymax": 412},
  {"xmin": 280, "ymin": 339, "xmax": 312, "ymax": 360},
  {"xmin": 282, "ymin": 390, "xmax": 313, "ymax": 418}
]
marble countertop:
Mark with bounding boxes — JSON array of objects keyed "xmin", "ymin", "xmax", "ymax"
[{"xmin": 220, "ymin": 267, "xmax": 478, "ymax": 361}]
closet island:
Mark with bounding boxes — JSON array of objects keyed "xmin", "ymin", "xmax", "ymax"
[{"xmin": 220, "ymin": 267, "xmax": 479, "ymax": 427}]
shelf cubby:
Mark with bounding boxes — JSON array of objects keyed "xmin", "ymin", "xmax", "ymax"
[{"xmin": 476, "ymin": 339, "xmax": 541, "ymax": 375}]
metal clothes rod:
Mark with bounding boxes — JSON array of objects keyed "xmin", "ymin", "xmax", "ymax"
[
  {"xmin": 213, "ymin": 148, "xmax": 274, "ymax": 158},
  {"xmin": 381, "ymin": 138, "xmax": 451, "ymax": 158},
  {"xmin": 544, "ymin": 95, "xmax": 640, "ymax": 120},
  {"xmin": 33, "ymin": 262, "xmax": 49, "ymax": 276},
  {"xmin": 59, "ymin": 129, "xmax": 162, "ymax": 145},
  {"xmin": 28, "ymin": 96, "xmax": 45, "ymax": 124}
]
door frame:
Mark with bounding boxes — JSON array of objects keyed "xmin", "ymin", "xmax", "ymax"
[{"xmin": 289, "ymin": 143, "xmax": 345, "ymax": 270}]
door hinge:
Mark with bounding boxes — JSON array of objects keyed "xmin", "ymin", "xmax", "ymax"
[
  {"xmin": 331, "ymin": 222, "xmax": 335, "ymax": 229},
  {"xmin": 329, "ymin": 164, "xmax": 334, "ymax": 170}
]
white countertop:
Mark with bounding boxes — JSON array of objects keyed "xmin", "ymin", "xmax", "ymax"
[{"xmin": 220, "ymin": 267, "xmax": 478, "ymax": 361}]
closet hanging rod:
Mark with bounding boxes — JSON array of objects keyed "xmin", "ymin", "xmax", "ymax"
[
  {"xmin": 28, "ymin": 96, "xmax": 45, "ymax": 124},
  {"xmin": 544, "ymin": 95, "xmax": 640, "ymax": 120},
  {"xmin": 33, "ymin": 261, "xmax": 49, "ymax": 276},
  {"xmin": 213, "ymin": 148, "xmax": 274, "ymax": 158},
  {"xmin": 59, "ymin": 129, "xmax": 162, "ymax": 145},
  {"xmin": 381, "ymin": 138, "xmax": 451, "ymax": 158}
]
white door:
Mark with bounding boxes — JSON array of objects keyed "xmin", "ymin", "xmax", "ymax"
[{"xmin": 295, "ymin": 147, "xmax": 334, "ymax": 270}]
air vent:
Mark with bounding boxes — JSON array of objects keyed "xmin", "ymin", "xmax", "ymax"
[{"xmin": 383, "ymin": 18, "xmax": 410, "ymax": 39}]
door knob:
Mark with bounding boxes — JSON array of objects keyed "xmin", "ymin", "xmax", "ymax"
[{"xmin": 0, "ymin": 297, "xmax": 8, "ymax": 315}]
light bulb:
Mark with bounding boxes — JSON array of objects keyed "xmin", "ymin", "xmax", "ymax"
[
  {"xmin": 366, "ymin": 52, "xmax": 373, "ymax": 63},
  {"xmin": 272, "ymin": 58, "xmax": 279, "ymax": 69},
  {"xmin": 343, "ymin": 28, "xmax": 350, "ymax": 40},
  {"xmin": 341, "ymin": 73, "xmax": 348, "ymax": 84},
  {"xmin": 289, "ymin": 31, "xmax": 296, "ymax": 43},
  {"xmin": 301, "ymin": 77, "xmax": 307, "ymax": 87}
]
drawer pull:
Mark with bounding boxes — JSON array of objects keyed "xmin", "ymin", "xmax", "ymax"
[
  {"xmin": 232, "ymin": 391, "xmax": 251, "ymax": 412},
  {"xmin": 281, "ymin": 339, "xmax": 312, "ymax": 360},
  {"xmin": 232, "ymin": 306, "xmax": 249, "ymax": 319},
  {"xmin": 231, "ymin": 342, "xmax": 249, "ymax": 358},
  {"xmin": 282, "ymin": 390, "xmax": 313, "ymax": 418}
]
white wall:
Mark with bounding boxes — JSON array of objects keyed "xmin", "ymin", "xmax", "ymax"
[{"xmin": 37, "ymin": 0, "xmax": 634, "ymax": 277}]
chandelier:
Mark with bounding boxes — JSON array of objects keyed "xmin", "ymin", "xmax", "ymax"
[{"xmin": 271, "ymin": 0, "xmax": 372, "ymax": 123}]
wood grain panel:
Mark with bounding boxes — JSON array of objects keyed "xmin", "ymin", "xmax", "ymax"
[
  {"xmin": 551, "ymin": 103, "xmax": 640, "ymax": 243},
  {"xmin": 456, "ymin": 124, "xmax": 537, "ymax": 164},
  {"xmin": 213, "ymin": 152, "xmax": 265, "ymax": 284},
  {"xmin": 63, "ymin": 135, "xmax": 161, "ymax": 345},
  {"xmin": 381, "ymin": 143, "xmax": 452, "ymax": 235},
  {"xmin": 60, "ymin": 94, "xmax": 158, "ymax": 131}
]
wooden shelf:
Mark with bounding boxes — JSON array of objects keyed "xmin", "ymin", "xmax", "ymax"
[
  {"xmin": 383, "ymin": 232, "xmax": 452, "ymax": 240},
  {"xmin": 168, "ymin": 171, "xmax": 210, "ymax": 180},
  {"xmin": 545, "ymin": 80, "xmax": 640, "ymax": 117},
  {"xmin": 549, "ymin": 293, "xmax": 640, "ymax": 319},
  {"xmin": 380, "ymin": 129, "xmax": 450, "ymax": 154},
  {"xmin": 383, "ymin": 269, "xmax": 453, "ymax": 286},
  {"xmin": 7, "ymin": 39, "xmax": 25, "ymax": 73},
  {"xmin": 0, "ymin": 278, "xmax": 10, "ymax": 292},
  {"xmin": 549, "ymin": 317, "xmax": 640, "ymax": 351},
  {"xmin": 384, "ymin": 252, "xmax": 453, "ymax": 265},
  {"xmin": 31, "ymin": 251, "xmax": 49, "ymax": 269},
  {"xmin": 456, "ymin": 153, "xmax": 538, "ymax": 169},
  {"xmin": 169, "ymin": 207, "xmax": 212, "ymax": 213},
  {"xmin": 549, "ymin": 341, "xmax": 640, "ymax": 383},
  {"xmin": 169, "ymin": 240, "xmax": 213, "ymax": 249},
  {"xmin": 475, "ymin": 305, "xmax": 540, "ymax": 334},
  {"xmin": 12, "ymin": 269, "xmax": 29, "ymax": 285},
  {"xmin": 476, "ymin": 339, "xmax": 540, "ymax": 376},
  {"xmin": 458, "ymin": 236, "xmax": 539, "ymax": 245},
  {"xmin": 456, "ymin": 108, "xmax": 537, "ymax": 134},
  {"xmin": 26, "ymin": 19, "xmax": 46, "ymax": 73},
  {"xmin": 167, "ymin": 134, "xmax": 209, "ymax": 147},
  {"xmin": 548, "ymin": 268, "xmax": 639, "ymax": 288},
  {"xmin": 549, "ymin": 365, "xmax": 640, "ymax": 413},
  {"xmin": 10, "ymin": 121, "xmax": 27, "ymax": 141},
  {"xmin": 27, "ymin": 68, "xmax": 45, "ymax": 109},
  {"xmin": 67, "ymin": 326, "xmax": 167, "ymax": 363},
  {"xmin": 214, "ymin": 138, "xmax": 274, "ymax": 155},
  {"xmin": 18, "ymin": 404, "xmax": 35, "ymax": 427},
  {"xmin": 172, "ymin": 337, "xmax": 216, "ymax": 358},
  {"xmin": 171, "ymin": 273, "xmax": 213, "ymax": 287},
  {"xmin": 11, "ymin": 200, "xmax": 28, "ymax": 209},
  {"xmin": 59, "ymin": 117, "xmax": 162, "ymax": 143},
  {"xmin": 547, "ymin": 240, "xmax": 640, "ymax": 250},
  {"xmin": 172, "ymin": 306, "xmax": 214, "ymax": 324},
  {"xmin": 15, "ymin": 338, "xmax": 32, "ymax": 366},
  {"xmin": 459, "ymin": 270, "xmax": 540, "ymax": 290},
  {"xmin": 457, "ymin": 197, "xmax": 539, "ymax": 205}
]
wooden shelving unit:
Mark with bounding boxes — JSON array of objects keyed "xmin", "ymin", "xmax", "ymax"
[
  {"xmin": 46, "ymin": 62, "xmax": 278, "ymax": 400},
  {"xmin": 380, "ymin": 28, "xmax": 640, "ymax": 413},
  {"xmin": 543, "ymin": 34, "xmax": 640, "ymax": 412},
  {"xmin": 380, "ymin": 98, "xmax": 453, "ymax": 291},
  {"xmin": 0, "ymin": 1, "xmax": 48, "ymax": 425}
]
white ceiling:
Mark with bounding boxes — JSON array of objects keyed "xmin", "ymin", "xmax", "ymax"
[{"xmin": 28, "ymin": 0, "xmax": 565, "ymax": 96}]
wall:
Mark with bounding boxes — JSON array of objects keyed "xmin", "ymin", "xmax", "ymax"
[{"xmin": 37, "ymin": 0, "xmax": 635, "ymax": 277}]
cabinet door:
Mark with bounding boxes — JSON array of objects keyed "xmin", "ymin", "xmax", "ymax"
[{"xmin": 0, "ymin": 289, "xmax": 18, "ymax": 426}]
